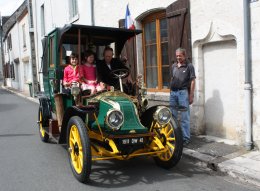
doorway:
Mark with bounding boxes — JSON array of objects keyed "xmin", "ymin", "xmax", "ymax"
[{"xmin": 203, "ymin": 40, "xmax": 239, "ymax": 139}]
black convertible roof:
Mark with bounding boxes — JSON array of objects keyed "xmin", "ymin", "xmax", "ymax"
[{"xmin": 56, "ymin": 24, "xmax": 142, "ymax": 54}]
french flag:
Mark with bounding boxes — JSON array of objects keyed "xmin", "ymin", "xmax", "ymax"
[{"xmin": 125, "ymin": 4, "xmax": 135, "ymax": 29}]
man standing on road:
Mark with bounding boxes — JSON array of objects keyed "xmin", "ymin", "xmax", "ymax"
[{"xmin": 169, "ymin": 48, "xmax": 196, "ymax": 146}]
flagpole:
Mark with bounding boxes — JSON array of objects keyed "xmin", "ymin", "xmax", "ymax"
[{"xmin": 133, "ymin": 34, "xmax": 137, "ymax": 81}]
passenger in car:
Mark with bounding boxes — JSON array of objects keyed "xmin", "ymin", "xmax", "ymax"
[
  {"xmin": 63, "ymin": 53, "xmax": 81, "ymax": 89},
  {"xmin": 96, "ymin": 46, "xmax": 132, "ymax": 91},
  {"xmin": 81, "ymin": 50, "xmax": 104, "ymax": 94}
]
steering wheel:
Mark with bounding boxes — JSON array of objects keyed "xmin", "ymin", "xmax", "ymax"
[{"xmin": 110, "ymin": 68, "xmax": 129, "ymax": 79}]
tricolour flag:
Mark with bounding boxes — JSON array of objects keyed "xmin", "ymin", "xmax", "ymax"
[{"xmin": 125, "ymin": 4, "xmax": 135, "ymax": 29}]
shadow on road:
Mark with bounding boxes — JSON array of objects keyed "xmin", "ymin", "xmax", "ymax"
[
  {"xmin": 85, "ymin": 157, "xmax": 214, "ymax": 188},
  {"xmin": 0, "ymin": 103, "xmax": 18, "ymax": 112}
]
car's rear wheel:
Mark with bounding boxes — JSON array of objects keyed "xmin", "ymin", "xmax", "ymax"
[
  {"xmin": 38, "ymin": 107, "xmax": 49, "ymax": 142},
  {"xmin": 152, "ymin": 118, "xmax": 183, "ymax": 169},
  {"xmin": 67, "ymin": 116, "xmax": 91, "ymax": 183}
]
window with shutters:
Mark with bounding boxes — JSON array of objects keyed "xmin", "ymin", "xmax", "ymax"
[{"xmin": 142, "ymin": 11, "xmax": 170, "ymax": 92}]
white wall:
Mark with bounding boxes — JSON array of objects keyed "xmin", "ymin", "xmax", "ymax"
[
  {"xmin": 18, "ymin": 13, "xmax": 32, "ymax": 93},
  {"xmin": 190, "ymin": 0, "xmax": 260, "ymax": 146},
  {"xmin": 93, "ymin": 0, "xmax": 175, "ymax": 27},
  {"xmin": 4, "ymin": 22, "xmax": 21, "ymax": 90},
  {"xmin": 32, "ymin": 0, "xmax": 92, "ymax": 90}
]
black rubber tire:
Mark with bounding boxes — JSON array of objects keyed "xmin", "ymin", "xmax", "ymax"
[
  {"xmin": 67, "ymin": 116, "xmax": 92, "ymax": 183},
  {"xmin": 38, "ymin": 107, "xmax": 49, "ymax": 142},
  {"xmin": 153, "ymin": 118, "xmax": 183, "ymax": 169}
]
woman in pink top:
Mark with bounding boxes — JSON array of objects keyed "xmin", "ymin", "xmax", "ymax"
[
  {"xmin": 81, "ymin": 50, "xmax": 103, "ymax": 94},
  {"xmin": 63, "ymin": 53, "xmax": 81, "ymax": 88}
]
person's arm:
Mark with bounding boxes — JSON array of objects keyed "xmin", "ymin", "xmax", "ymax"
[
  {"xmin": 116, "ymin": 58, "xmax": 133, "ymax": 83},
  {"xmin": 189, "ymin": 79, "xmax": 195, "ymax": 104},
  {"xmin": 96, "ymin": 61, "xmax": 103, "ymax": 83},
  {"xmin": 63, "ymin": 67, "xmax": 70, "ymax": 87}
]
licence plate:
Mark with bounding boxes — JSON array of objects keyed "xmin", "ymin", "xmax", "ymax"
[{"xmin": 121, "ymin": 137, "xmax": 144, "ymax": 145}]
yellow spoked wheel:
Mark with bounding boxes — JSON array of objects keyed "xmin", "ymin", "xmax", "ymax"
[
  {"xmin": 38, "ymin": 107, "xmax": 49, "ymax": 142},
  {"xmin": 152, "ymin": 118, "xmax": 183, "ymax": 169},
  {"xmin": 67, "ymin": 116, "xmax": 91, "ymax": 183},
  {"xmin": 69, "ymin": 125, "xmax": 84, "ymax": 174}
]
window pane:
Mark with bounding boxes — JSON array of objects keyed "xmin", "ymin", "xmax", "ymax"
[
  {"xmin": 161, "ymin": 43, "xmax": 168, "ymax": 66},
  {"xmin": 160, "ymin": 18, "xmax": 168, "ymax": 40},
  {"xmin": 162, "ymin": 67, "xmax": 170, "ymax": 89},
  {"xmin": 146, "ymin": 44, "xmax": 157, "ymax": 67},
  {"xmin": 145, "ymin": 22, "xmax": 156, "ymax": 44},
  {"xmin": 146, "ymin": 67, "xmax": 158, "ymax": 89},
  {"xmin": 50, "ymin": 38, "xmax": 55, "ymax": 68},
  {"xmin": 160, "ymin": 18, "xmax": 169, "ymax": 89}
]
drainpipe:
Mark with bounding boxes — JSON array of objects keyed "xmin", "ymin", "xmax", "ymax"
[
  {"xmin": 243, "ymin": 0, "xmax": 253, "ymax": 150},
  {"xmin": 0, "ymin": 13, "xmax": 4, "ymax": 81},
  {"xmin": 90, "ymin": 0, "xmax": 95, "ymax": 26}
]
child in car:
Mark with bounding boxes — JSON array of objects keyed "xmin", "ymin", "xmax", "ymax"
[
  {"xmin": 81, "ymin": 50, "xmax": 104, "ymax": 94},
  {"xmin": 63, "ymin": 53, "xmax": 81, "ymax": 89}
]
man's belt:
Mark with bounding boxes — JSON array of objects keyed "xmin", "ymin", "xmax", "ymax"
[{"xmin": 171, "ymin": 87, "xmax": 187, "ymax": 91}]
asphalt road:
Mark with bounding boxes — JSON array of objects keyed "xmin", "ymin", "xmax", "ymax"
[{"xmin": 0, "ymin": 87, "xmax": 258, "ymax": 191}]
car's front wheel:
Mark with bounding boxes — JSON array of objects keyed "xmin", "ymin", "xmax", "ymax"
[
  {"xmin": 67, "ymin": 116, "xmax": 91, "ymax": 183},
  {"xmin": 152, "ymin": 118, "xmax": 183, "ymax": 169}
]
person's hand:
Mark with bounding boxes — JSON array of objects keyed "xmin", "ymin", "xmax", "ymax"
[
  {"xmin": 121, "ymin": 56, "xmax": 128, "ymax": 64},
  {"xmin": 99, "ymin": 82, "xmax": 105, "ymax": 89},
  {"xmin": 189, "ymin": 93, "xmax": 194, "ymax": 105},
  {"xmin": 126, "ymin": 75, "xmax": 133, "ymax": 84},
  {"xmin": 64, "ymin": 82, "xmax": 71, "ymax": 88}
]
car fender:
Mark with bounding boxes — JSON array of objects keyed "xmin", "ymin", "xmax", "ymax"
[{"xmin": 59, "ymin": 106, "xmax": 96, "ymax": 144}]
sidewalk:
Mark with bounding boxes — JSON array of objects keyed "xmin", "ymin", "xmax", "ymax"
[
  {"xmin": 1, "ymin": 83, "xmax": 39, "ymax": 104},
  {"xmin": 184, "ymin": 136, "xmax": 260, "ymax": 187},
  {"xmin": 1, "ymin": 84, "xmax": 260, "ymax": 187}
]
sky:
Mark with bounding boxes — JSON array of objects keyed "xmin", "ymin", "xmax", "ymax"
[{"xmin": 0, "ymin": 0, "xmax": 25, "ymax": 16}]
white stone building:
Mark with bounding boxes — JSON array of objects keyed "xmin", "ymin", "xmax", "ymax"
[
  {"xmin": 25, "ymin": 0, "xmax": 260, "ymax": 148},
  {"xmin": 2, "ymin": 1, "xmax": 34, "ymax": 96},
  {"xmin": 31, "ymin": 0, "xmax": 93, "ymax": 90}
]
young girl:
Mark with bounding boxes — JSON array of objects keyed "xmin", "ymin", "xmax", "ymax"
[
  {"xmin": 81, "ymin": 50, "xmax": 103, "ymax": 94},
  {"xmin": 63, "ymin": 53, "xmax": 81, "ymax": 88}
]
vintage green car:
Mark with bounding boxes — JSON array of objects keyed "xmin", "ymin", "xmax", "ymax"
[{"xmin": 38, "ymin": 24, "xmax": 183, "ymax": 183}]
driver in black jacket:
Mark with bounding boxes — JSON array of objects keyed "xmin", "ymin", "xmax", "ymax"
[{"xmin": 96, "ymin": 46, "xmax": 132, "ymax": 90}]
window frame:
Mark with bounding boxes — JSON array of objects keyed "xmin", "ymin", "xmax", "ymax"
[
  {"xmin": 142, "ymin": 11, "xmax": 169, "ymax": 92},
  {"xmin": 49, "ymin": 36, "xmax": 55, "ymax": 68}
]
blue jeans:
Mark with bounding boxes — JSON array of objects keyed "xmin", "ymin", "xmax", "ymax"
[{"xmin": 170, "ymin": 89, "xmax": 190, "ymax": 142}]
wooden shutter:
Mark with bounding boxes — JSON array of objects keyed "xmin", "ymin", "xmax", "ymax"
[{"xmin": 166, "ymin": 0, "xmax": 191, "ymax": 63}]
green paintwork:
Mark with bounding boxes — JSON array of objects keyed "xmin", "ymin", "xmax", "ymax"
[
  {"xmin": 41, "ymin": 25, "xmax": 146, "ymax": 136},
  {"xmin": 92, "ymin": 96, "xmax": 148, "ymax": 135},
  {"xmin": 42, "ymin": 29, "xmax": 64, "ymax": 113}
]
